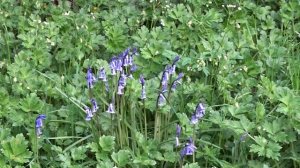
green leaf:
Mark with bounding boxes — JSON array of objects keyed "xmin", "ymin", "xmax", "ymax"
[
  {"xmin": 71, "ymin": 146, "xmax": 87, "ymax": 161},
  {"xmin": 255, "ymin": 103, "xmax": 265, "ymax": 121},
  {"xmin": 19, "ymin": 93, "xmax": 43, "ymax": 112},
  {"xmin": 250, "ymin": 136, "xmax": 282, "ymax": 160},
  {"xmin": 111, "ymin": 150, "xmax": 131, "ymax": 167},
  {"xmin": 133, "ymin": 155, "xmax": 156, "ymax": 166},
  {"xmin": 99, "ymin": 135, "xmax": 115, "ymax": 152},
  {"xmin": 1, "ymin": 134, "xmax": 32, "ymax": 163},
  {"xmin": 183, "ymin": 163, "xmax": 200, "ymax": 168}
]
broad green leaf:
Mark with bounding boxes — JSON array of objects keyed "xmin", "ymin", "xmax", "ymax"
[
  {"xmin": 111, "ymin": 150, "xmax": 131, "ymax": 167},
  {"xmin": 1, "ymin": 134, "xmax": 32, "ymax": 163},
  {"xmin": 183, "ymin": 163, "xmax": 200, "ymax": 168},
  {"xmin": 19, "ymin": 93, "xmax": 43, "ymax": 112},
  {"xmin": 99, "ymin": 135, "xmax": 115, "ymax": 152},
  {"xmin": 71, "ymin": 146, "xmax": 87, "ymax": 161},
  {"xmin": 255, "ymin": 103, "xmax": 265, "ymax": 121},
  {"xmin": 133, "ymin": 155, "xmax": 156, "ymax": 166}
]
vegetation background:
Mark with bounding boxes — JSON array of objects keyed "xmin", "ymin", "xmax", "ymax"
[{"xmin": 0, "ymin": 0, "xmax": 300, "ymax": 167}]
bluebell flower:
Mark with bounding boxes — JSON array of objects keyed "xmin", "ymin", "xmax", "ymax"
[
  {"xmin": 140, "ymin": 75, "xmax": 146, "ymax": 99},
  {"xmin": 117, "ymin": 85, "xmax": 124, "ymax": 95},
  {"xmin": 119, "ymin": 73, "xmax": 127, "ymax": 87},
  {"xmin": 240, "ymin": 132, "xmax": 249, "ymax": 142},
  {"xmin": 132, "ymin": 47, "xmax": 138, "ymax": 55},
  {"xmin": 171, "ymin": 73, "xmax": 184, "ymax": 91},
  {"xmin": 105, "ymin": 81, "xmax": 110, "ymax": 92},
  {"xmin": 85, "ymin": 107, "xmax": 93, "ymax": 121},
  {"xmin": 117, "ymin": 74, "xmax": 127, "ymax": 95},
  {"xmin": 98, "ymin": 67, "xmax": 107, "ymax": 82},
  {"xmin": 116, "ymin": 58, "xmax": 123, "ymax": 72},
  {"xmin": 130, "ymin": 64, "xmax": 137, "ymax": 73},
  {"xmin": 110, "ymin": 56, "xmax": 117, "ymax": 75},
  {"xmin": 160, "ymin": 67, "xmax": 170, "ymax": 93},
  {"xmin": 139, "ymin": 75, "xmax": 145, "ymax": 86},
  {"xmin": 176, "ymin": 124, "xmax": 181, "ymax": 137},
  {"xmin": 128, "ymin": 55, "xmax": 133, "ymax": 66},
  {"xmin": 123, "ymin": 55, "xmax": 130, "ymax": 67},
  {"xmin": 195, "ymin": 103, "xmax": 205, "ymax": 119},
  {"xmin": 175, "ymin": 137, "xmax": 180, "ymax": 147},
  {"xmin": 161, "ymin": 82, "xmax": 168, "ymax": 93},
  {"xmin": 161, "ymin": 68, "xmax": 169, "ymax": 84},
  {"xmin": 35, "ymin": 114, "xmax": 46, "ymax": 138},
  {"xmin": 107, "ymin": 103, "xmax": 115, "ymax": 113},
  {"xmin": 91, "ymin": 98, "xmax": 98, "ymax": 113},
  {"xmin": 122, "ymin": 49, "xmax": 131, "ymax": 67},
  {"xmin": 141, "ymin": 87, "xmax": 146, "ymax": 99},
  {"xmin": 175, "ymin": 124, "xmax": 181, "ymax": 147},
  {"xmin": 170, "ymin": 56, "xmax": 180, "ymax": 74},
  {"xmin": 173, "ymin": 56, "xmax": 180, "ymax": 65},
  {"xmin": 190, "ymin": 115, "xmax": 198, "ymax": 124},
  {"xmin": 157, "ymin": 93, "xmax": 166, "ymax": 107},
  {"xmin": 180, "ymin": 137, "xmax": 197, "ymax": 159},
  {"xmin": 86, "ymin": 67, "xmax": 96, "ymax": 88}
]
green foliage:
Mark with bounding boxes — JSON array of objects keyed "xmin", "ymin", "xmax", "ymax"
[
  {"xmin": 1, "ymin": 134, "xmax": 32, "ymax": 164},
  {"xmin": 99, "ymin": 135, "xmax": 115, "ymax": 152},
  {"xmin": 1, "ymin": 0, "xmax": 300, "ymax": 167}
]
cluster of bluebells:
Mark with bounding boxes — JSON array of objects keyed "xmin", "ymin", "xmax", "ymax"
[
  {"xmin": 176, "ymin": 102, "xmax": 206, "ymax": 159},
  {"xmin": 35, "ymin": 114, "xmax": 46, "ymax": 138},
  {"xmin": 84, "ymin": 48, "xmax": 138, "ymax": 120},
  {"xmin": 157, "ymin": 56, "xmax": 183, "ymax": 106}
]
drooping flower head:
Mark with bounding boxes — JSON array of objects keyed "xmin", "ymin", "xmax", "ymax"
[
  {"xmin": 160, "ymin": 66, "xmax": 170, "ymax": 93},
  {"xmin": 139, "ymin": 75, "xmax": 145, "ymax": 86},
  {"xmin": 104, "ymin": 81, "xmax": 110, "ymax": 92},
  {"xmin": 130, "ymin": 64, "xmax": 137, "ymax": 73},
  {"xmin": 110, "ymin": 56, "xmax": 118, "ymax": 75},
  {"xmin": 171, "ymin": 73, "xmax": 184, "ymax": 91},
  {"xmin": 176, "ymin": 124, "xmax": 181, "ymax": 137},
  {"xmin": 175, "ymin": 124, "xmax": 181, "ymax": 147},
  {"xmin": 195, "ymin": 102, "xmax": 205, "ymax": 119},
  {"xmin": 86, "ymin": 67, "xmax": 96, "ymax": 88},
  {"xmin": 116, "ymin": 57, "xmax": 123, "ymax": 72},
  {"xmin": 107, "ymin": 103, "xmax": 115, "ymax": 114},
  {"xmin": 122, "ymin": 48, "xmax": 130, "ymax": 67},
  {"xmin": 240, "ymin": 132, "xmax": 249, "ymax": 142},
  {"xmin": 91, "ymin": 98, "xmax": 98, "ymax": 113},
  {"xmin": 139, "ymin": 75, "xmax": 146, "ymax": 99},
  {"xmin": 35, "ymin": 114, "xmax": 46, "ymax": 137},
  {"xmin": 180, "ymin": 137, "xmax": 197, "ymax": 159},
  {"xmin": 190, "ymin": 115, "xmax": 198, "ymax": 125},
  {"xmin": 85, "ymin": 106, "xmax": 93, "ymax": 121},
  {"xmin": 170, "ymin": 56, "xmax": 180, "ymax": 74},
  {"xmin": 157, "ymin": 93, "xmax": 166, "ymax": 107},
  {"xmin": 175, "ymin": 137, "xmax": 180, "ymax": 147},
  {"xmin": 117, "ymin": 73, "xmax": 127, "ymax": 95},
  {"xmin": 98, "ymin": 67, "xmax": 107, "ymax": 82}
]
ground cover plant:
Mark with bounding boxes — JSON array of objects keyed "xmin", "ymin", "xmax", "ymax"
[{"xmin": 0, "ymin": 0, "xmax": 300, "ymax": 167}]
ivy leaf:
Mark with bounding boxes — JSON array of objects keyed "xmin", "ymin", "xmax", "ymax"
[
  {"xmin": 1, "ymin": 134, "xmax": 32, "ymax": 163},
  {"xmin": 111, "ymin": 150, "xmax": 131, "ymax": 167},
  {"xmin": 99, "ymin": 135, "xmax": 115, "ymax": 152}
]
